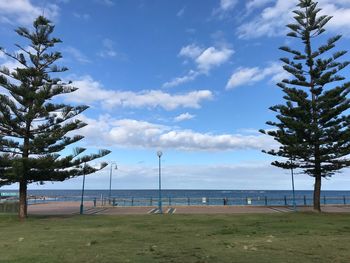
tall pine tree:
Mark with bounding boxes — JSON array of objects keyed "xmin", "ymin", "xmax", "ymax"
[
  {"xmin": 261, "ymin": 0, "xmax": 350, "ymax": 211},
  {"xmin": 0, "ymin": 16, "xmax": 110, "ymax": 219}
]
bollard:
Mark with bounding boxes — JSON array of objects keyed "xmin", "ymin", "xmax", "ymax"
[
  {"xmin": 284, "ymin": 196, "xmax": 287, "ymax": 206},
  {"xmin": 304, "ymin": 195, "xmax": 307, "ymax": 206},
  {"xmin": 265, "ymin": 196, "xmax": 268, "ymax": 206}
]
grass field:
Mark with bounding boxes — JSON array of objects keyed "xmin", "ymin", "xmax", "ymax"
[{"xmin": 0, "ymin": 213, "xmax": 349, "ymax": 263}]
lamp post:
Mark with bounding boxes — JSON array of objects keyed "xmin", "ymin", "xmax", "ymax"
[
  {"xmin": 157, "ymin": 151, "xmax": 163, "ymax": 214},
  {"xmin": 290, "ymin": 157, "xmax": 296, "ymax": 211},
  {"xmin": 109, "ymin": 162, "xmax": 117, "ymax": 204},
  {"xmin": 80, "ymin": 162, "xmax": 86, "ymax": 215}
]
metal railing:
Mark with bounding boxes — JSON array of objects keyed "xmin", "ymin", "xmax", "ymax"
[{"xmin": 26, "ymin": 195, "xmax": 350, "ymax": 207}]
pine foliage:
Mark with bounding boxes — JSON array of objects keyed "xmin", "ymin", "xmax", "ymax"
[
  {"xmin": 261, "ymin": 0, "xmax": 350, "ymax": 210},
  {"xmin": 0, "ymin": 16, "xmax": 110, "ymax": 217}
]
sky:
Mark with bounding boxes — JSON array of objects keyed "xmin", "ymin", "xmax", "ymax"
[{"xmin": 1, "ymin": 0, "xmax": 350, "ymax": 190}]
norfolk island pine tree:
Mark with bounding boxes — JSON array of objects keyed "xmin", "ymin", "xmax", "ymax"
[
  {"xmin": 260, "ymin": 0, "xmax": 350, "ymax": 212},
  {"xmin": 0, "ymin": 16, "xmax": 111, "ymax": 219}
]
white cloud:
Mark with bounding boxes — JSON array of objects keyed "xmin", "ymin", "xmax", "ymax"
[
  {"xmin": 220, "ymin": 0, "xmax": 237, "ymax": 11},
  {"xmin": 73, "ymin": 12, "xmax": 90, "ymax": 20},
  {"xmin": 25, "ymin": 160, "xmax": 335, "ymax": 190},
  {"xmin": 162, "ymin": 70, "xmax": 200, "ymax": 88},
  {"xmin": 63, "ymin": 46, "xmax": 90, "ymax": 63},
  {"xmin": 0, "ymin": 47, "xmax": 31, "ymax": 84},
  {"xmin": 94, "ymin": 0, "xmax": 115, "ymax": 6},
  {"xmin": 0, "ymin": 0, "xmax": 59, "ymax": 26},
  {"xmin": 177, "ymin": 7, "xmax": 185, "ymax": 17},
  {"xmin": 79, "ymin": 115, "xmax": 276, "ymax": 151},
  {"xmin": 178, "ymin": 44, "xmax": 234, "ymax": 70},
  {"xmin": 98, "ymin": 38, "xmax": 118, "ymax": 58},
  {"xmin": 163, "ymin": 45, "xmax": 234, "ymax": 88},
  {"xmin": 196, "ymin": 47, "xmax": 234, "ymax": 73},
  {"xmin": 174, "ymin": 112, "xmax": 195, "ymax": 122},
  {"xmin": 238, "ymin": 1, "xmax": 295, "ymax": 39},
  {"xmin": 212, "ymin": 0, "xmax": 238, "ymax": 19},
  {"xmin": 178, "ymin": 44, "xmax": 204, "ymax": 59},
  {"xmin": 66, "ymin": 75, "xmax": 213, "ymax": 110},
  {"xmin": 321, "ymin": 2, "xmax": 350, "ymax": 35},
  {"xmin": 246, "ymin": 0, "xmax": 274, "ymax": 10},
  {"xmin": 239, "ymin": 0, "xmax": 350, "ymax": 39},
  {"xmin": 226, "ymin": 63, "xmax": 287, "ymax": 90},
  {"xmin": 0, "ymin": 57, "xmax": 23, "ymax": 72}
]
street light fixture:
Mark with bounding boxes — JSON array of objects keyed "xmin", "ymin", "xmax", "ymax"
[
  {"xmin": 109, "ymin": 162, "xmax": 117, "ymax": 204},
  {"xmin": 80, "ymin": 162, "xmax": 86, "ymax": 215},
  {"xmin": 157, "ymin": 151, "xmax": 163, "ymax": 214}
]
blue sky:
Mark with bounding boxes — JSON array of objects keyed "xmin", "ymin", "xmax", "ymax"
[{"xmin": 1, "ymin": 0, "xmax": 350, "ymax": 190}]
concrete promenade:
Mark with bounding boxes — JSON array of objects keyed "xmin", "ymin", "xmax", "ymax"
[{"xmin": 27, "ymin": 201, "xmax": 350, "ymax": 215}]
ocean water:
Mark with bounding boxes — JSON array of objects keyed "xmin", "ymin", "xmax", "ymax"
[{"xmin": 1, "ymin": 189, "xmax": 348, "ymax": 206}]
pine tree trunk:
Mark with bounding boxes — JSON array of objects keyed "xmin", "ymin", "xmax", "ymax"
[
  {"xmin": 20, "ymin": 134, "xmax": 29, "ymax": 220},
  {"xmin": 313, "ymin": 175, "xmax": 321, "ymax": 212},
  {"xmin": 19, "ymin": 180, "xmax": 27, "ymax": 219}
]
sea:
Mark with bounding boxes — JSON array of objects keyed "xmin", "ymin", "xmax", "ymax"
[{"xmin": 1, "ymin": 189, "xmax": 350, "ymax": 206}]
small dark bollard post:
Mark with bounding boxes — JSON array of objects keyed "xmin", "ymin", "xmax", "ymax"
[{"xmin": 93, "ymin": 198, "xmax": 97, "ymax": 207}]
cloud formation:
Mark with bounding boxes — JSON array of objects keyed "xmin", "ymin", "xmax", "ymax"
[
  {"xmin": 220, "ymin": 0, "xmax": 238, "ymax": 11},
  {"xmin": 79, "ymin": 115, "xmax": 276, "ymax": 151},
  {"xmin": 174, "ymin": 112, "xmax": 195, "ymax": 122},
  {"xmin": 163, "ymin": 44, "xmax": 234, "ymax": 88},
  {"xmin": 226, "ymin": 63, "xmax": 287, "ymax": 90},
  {"xmin": 179, "ymin": 44, "xmax": 204, "ymax": 59},
  {"xmin": 98, "ymin": 38, "xmax": 118, "ymax": 58},
  {"xmin": 0, "ymin": 0, "xmax": 59, "ymax": 26},
  {"xmin": 63, "ymin": 46, "xmax": 90, "ymax": 63},
  {"xmin": 239, "ymin": 0, "xmax": 350, "ymax": 39},
  {"xmin": 65, "ymin": 75, "xmax": 213, "ymax": 110}
]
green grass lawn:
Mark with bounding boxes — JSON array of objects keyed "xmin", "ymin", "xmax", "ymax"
[{"xmin": 0, "ymin": 213, "xmax": 349, "ymax": 263}]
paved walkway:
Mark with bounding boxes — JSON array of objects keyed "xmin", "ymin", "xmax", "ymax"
[{"xmin": 28, "ymin": 201, "xmax": 350, "ymax": 215}]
